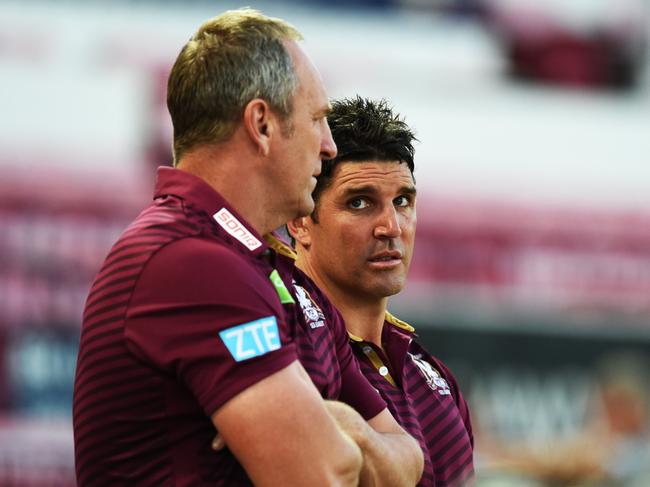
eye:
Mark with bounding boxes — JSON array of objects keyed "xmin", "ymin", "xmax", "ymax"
[
  {"xmin": 348, "ymin": 198, "xmax": 369, "ymax": 210},
  {"xmin": 313, "ymin": 113, "xmax": 328, "ymax": 124},
  {"xmin": 394, "ymin": 195, "xmax": 411, "ymax": 207}
]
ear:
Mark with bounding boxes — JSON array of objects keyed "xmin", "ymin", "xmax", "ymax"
[
  {"xmin": 287, "ymin": 217, "xmax": 312, "ymax": 249},
  {"xmin": 242, "ymin": 98, "xmax": 275, "ymax": 156}
]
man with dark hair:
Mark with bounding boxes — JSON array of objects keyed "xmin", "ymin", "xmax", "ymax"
[
  {"xmin": 289, "ymin": 96, "xmax": 475, "ymax": 486},
  {"xmin": 73, "ymin": 11, "xmax": 422, "ymax": 487}
]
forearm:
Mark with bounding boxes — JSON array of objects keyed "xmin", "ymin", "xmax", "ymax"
[
  {"xmin": 356, "ymin": 429, "xmax": 423, "ymax": 487},
  {"xmin": 325, "ymin": 401, "xmax": 423, "ymax": 487},
  {"xmin": 213, "ymin": 364, "xmax": 363, "ymax": 487}
]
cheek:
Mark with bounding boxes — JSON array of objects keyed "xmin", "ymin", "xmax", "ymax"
[
  {"xmin": 401, "ymin": 217, "xmax": 416, "ymax": 239},
  {"xmin": 404, "ymin": 224, "xmax": 416, "ymax": 243},
  {"xmin": 338, "ymin": 230, "xmax": 370, "ymax": 266},
  {"xmin": 401, "ymin": 223, "xmax": 417, "ymax": 254},
  {"xmin": 337, "ymin": 222, "xmax": 365, "ymax": 243}
]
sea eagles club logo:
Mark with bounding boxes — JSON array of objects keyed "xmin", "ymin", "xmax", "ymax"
[
  {"xmin": 293, "ymin": 283, "xmax": 325, "ymax": 329},
  {"xmin": 410, "ymin": 353, "xmax": 451, "ymax": 396}
]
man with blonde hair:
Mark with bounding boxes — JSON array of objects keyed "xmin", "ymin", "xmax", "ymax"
[{"xmin": 73, "ymin": 9, "xmax": 422, "ymax": 487}]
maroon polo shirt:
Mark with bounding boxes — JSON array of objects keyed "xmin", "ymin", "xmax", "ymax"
[
  {"xmin": 349, "ymin": 313, "xmax": 475, "ymax": 487},
  {"xmin": 73, "ymin": 167, "xmax": 385, "ymax": 487},
  {"xmin": 265, "ymin": 235, "xmax": 386, "ymax": 413}
]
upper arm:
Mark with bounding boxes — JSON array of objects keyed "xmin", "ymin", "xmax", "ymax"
[
  {"xmin": 125, "ymin": 237, "xmax": 297, "ymax": 415},
  {"xmin": 212, "ymin": 360, "xmax": 362, "ymax": 487}
]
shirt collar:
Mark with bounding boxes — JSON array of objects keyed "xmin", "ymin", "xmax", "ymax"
[
  {"xmin": 348, "ymin": 331, "xmax": 364, "ymax": 342},
  {"xmin": 264, "ymin": 233, "xmax": 298, "ymax": 260},
  {"xmin": 385, "ymin": 311, "xmax": 416, "ymax": 334},
  {"xmin": 347, "ymin": 311, "xmax": 416, "ymax": 342},
  {"xmin": 154, "ymin": 166, "xmax": 269, "ymax": 256}
]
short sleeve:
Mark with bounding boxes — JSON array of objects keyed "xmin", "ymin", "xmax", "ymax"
[
  {"xmin": 124, "ymin": 237, "xmax": 297, "ymax": 417},
  {"xmin": 329, "ymin": 305, "xmax": 387, "ymax": 420}
]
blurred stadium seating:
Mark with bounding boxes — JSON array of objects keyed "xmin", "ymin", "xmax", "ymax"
[{"xmin": 1, "ymin": 1, "xmax": 649, "ymax": 485}]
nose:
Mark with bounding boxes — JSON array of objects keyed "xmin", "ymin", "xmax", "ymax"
[
  {"xmin": 320, "ymin": 119, "xmax": 337, "ymax": 161},
  {"xmin": 374, "ymin": 206, "xmax": 401, "ymax": 239}
]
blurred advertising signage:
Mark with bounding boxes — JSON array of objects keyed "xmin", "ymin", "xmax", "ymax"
[
  {"xmin": 0, "ymin": 211, "xmax": 127, "ymax": 328},
  {"xmin": 415, "ymin": 328, "xmax": 650, "ymax": 485},
  {"xmin": 0, "ymin": 202, "xmax": 132, "ymax": 485},
  {"xmin": 514, "ymin": 248, "xmax": 650, "ymax": 308},
  {"xmin": 5, "ymin": 327, "xmax": 78, "ymax": 417},
  {"xmin": 410, "ymin": 203, "xmax": 650, "ymax": 318},
  {"xmin": 0, "ymin": 209, "xmax": 127, "ymax": 418},
  {"xmin": 463, "ymin": 347, "xmax": 650, "ymax": 485},
  {"xmin": 0, "ymin": 419, "xmax": 75, "ymax": 487}
]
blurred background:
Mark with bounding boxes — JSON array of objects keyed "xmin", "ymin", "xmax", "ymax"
[{"xmin": 1, "ymin": 0, "xmax": 649, "ymax": 485}]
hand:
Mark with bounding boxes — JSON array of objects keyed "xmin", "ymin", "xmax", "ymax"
[
  {"xmin": 324, "ymin": 400, "xmax": 370, "ymax": 448},
  {"xmin": 325, "ymin": 401, "xmax": 424, "ymax": 487}
]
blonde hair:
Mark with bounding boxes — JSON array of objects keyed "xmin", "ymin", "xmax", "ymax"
[{"xmin": 167, "ymin": 8, "xmax": 303, "ymax": 164}]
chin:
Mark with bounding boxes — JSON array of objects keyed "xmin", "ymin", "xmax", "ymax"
[
  {"xmin": 386, "ymin": 278, "xmax": 406, "ymax": 295},
  {"xmin": 384, "ymin": 287, "xmax": 403, "ymax": 298},
  {"xmin": 303, "ymin": 198, "xmax": 316, "ymax": 216},
  {"xmin": 293, "ymin": 199, "xmax": 314, "ymax": 218},
  {"xmin": 370, "ymin": 283, "xmax": 404, "ymax": 299},
  {"xmin": 301, "ymin": 201, "xmax": 315, "ymax": 217}
]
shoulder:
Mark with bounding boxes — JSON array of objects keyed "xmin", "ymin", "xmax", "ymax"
[
  {"xmin": 292, "ymin": 267, "xmax": 348, "ymax": 336},
  {"xmin": 125, "ymin": 195, "xmax": 204, "ymax": 236},
  {"xmin": 137, "ymin": 236, "xmax": 277, "ymax": 307},
  {"xmin": 156, "ymin": 236, "xmax": 259, "ymax": 277},
  {"xmin": 293, "ymin": 268, "xmax": 334, "ymax": 313},
  {"xmin": 154, "ymin": 235, "xmax": 249, "ymax": 268}
]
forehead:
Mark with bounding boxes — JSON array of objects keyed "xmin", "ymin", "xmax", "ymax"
[
  {"xmin": 284, "ymin": 40, "xmax": 328, "ymax": 106},
  {"xmin": 330, "ymin": 161, "xmax": 414, "ymax": 189}
]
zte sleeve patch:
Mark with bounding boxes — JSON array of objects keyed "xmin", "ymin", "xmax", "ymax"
[{"xmin": 219, "ymin": 316, "xmax": 282, "ymax": 362}]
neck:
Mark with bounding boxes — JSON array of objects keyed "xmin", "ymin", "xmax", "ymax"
[
  {"xmin": 297, "ymin": 255, "xmax": 387, "ymax": 348},
  {"xmin": 177, "ymin": 142, "xmax": 281, "ymax": 236}
]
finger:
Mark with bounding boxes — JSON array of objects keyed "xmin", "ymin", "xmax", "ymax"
[{"xmin": 212, "ymin": 435, "xmax": 226, "ymax": 451}]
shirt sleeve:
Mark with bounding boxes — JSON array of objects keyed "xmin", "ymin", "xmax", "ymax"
[
  {"xmin": 124, "ymin": 237, "xmax": 297, "ymax": 417},
  {"xmin": 328, "ymin": 304, "xmax": 387, "ymax": 420}
]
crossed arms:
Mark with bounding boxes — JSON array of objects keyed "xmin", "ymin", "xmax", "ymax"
[{"xmin": 212, "ymin": 360, "xmax": 424, "ymax": 487}]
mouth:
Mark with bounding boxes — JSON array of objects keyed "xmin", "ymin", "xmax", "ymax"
[{"xmin": 367, "ymin": 250, "xmax": 402, "ymax": 269}]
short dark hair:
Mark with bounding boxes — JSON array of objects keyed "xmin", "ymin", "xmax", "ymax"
[{"xmin": 311, "ymin": 96, "xmax": 417, "ymax": 221}]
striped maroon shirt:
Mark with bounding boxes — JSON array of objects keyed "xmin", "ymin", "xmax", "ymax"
[
  {"xmin": 349, "ymin": 313, "xmax": 475, "ymax": 487},
  {"xmin": 73, "ymin": 167, "xmax": 385, "ymax": 486}
]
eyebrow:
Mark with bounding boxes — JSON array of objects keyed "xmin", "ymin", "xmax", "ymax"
[
  {"xmin": 315, "ymin": 105, "xmax": 332, "ymax": 118},
  {"xmin": 400, "ymin": 185, "xmax": 417, "ymax": 197},
  {"xmin": 342, "ymin": 184, "xmax": 417, "ymax": 197}
]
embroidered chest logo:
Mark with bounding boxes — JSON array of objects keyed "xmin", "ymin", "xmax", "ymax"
[
  {"xmin": 293, "ymin": 284, "xmax": 325, "ymax": 329},
  {"xmin": 409, "ymin": 353, "xmax": 451, "ymax": 396}
]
